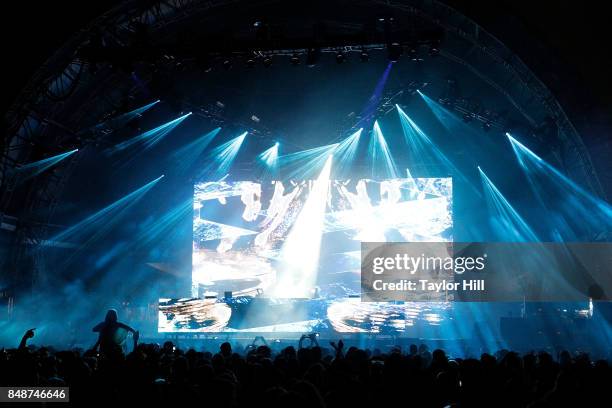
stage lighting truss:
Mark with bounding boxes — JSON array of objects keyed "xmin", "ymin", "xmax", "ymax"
[
  {"xmin": 2, "ymin": 0, "xmax": 605, "ymax": 292},
  {"xmin": 141, "ymin": 80, "xmax": 429, "ymax": 159},
  {"xmin": 456, "ymin": 104, "xmax": 504, "ymax": 131},
  {"xmin": 337, "ymin": 81, "xmax": 428, "ymax": 135},
  {"xmin": 188, "ymin": 41, "xmax": 442, "ymax": 71},
  {"xmin": 437, "ymin": 96, "xmax": 507, "ymax": 132},
  {"xmin": 212, "ymin": 41, "xmax": 439, "ymax": 72},
  {"xmin": 359, "ymin": 49, "xmax": 369, "ymax": 62}
]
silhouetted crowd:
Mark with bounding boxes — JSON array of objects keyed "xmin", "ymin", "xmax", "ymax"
[{"xmin": 2, "ymin": 331, "xmax": 611, "ymax": 407}]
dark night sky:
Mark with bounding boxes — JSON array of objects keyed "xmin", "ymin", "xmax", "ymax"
[{"xmin": 2, "ymin": 1, "xmax": 611, "ymax": 135}]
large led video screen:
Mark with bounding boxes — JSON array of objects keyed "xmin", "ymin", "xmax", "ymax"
[{"xmin": 159, "ymin": 177, "xmax": 452, "ymax": 333}]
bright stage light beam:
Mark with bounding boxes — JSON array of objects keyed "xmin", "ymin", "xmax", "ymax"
[
  {"xmin": 417, "ymin": 90, "xmax": 458, "ymax": 130},
  {"xmin": 369, "ymin": 121, "xmax": 398, "ymax": 178},
  {"xmin": 334, "ymin": 128, "xmax": 362, "ymax": 176},
  {"xmin": 93, "ymin": 100, "xmax": 160, "ymax": 130},
  {"xmin": 479, "ymin": 167, "xmax": 539, "ymax": 242},
  {"xmin": 479, "ymin": 161, "xmax": 583, "ymax": 298},
  {"xmin": 14, "ymin": 148, "xmax": 78, "ymax": 182},
  {"xmin": 406, "ymin": 168, "xmax": 415, "ymax": 179},
  {"xmin": 397, "ymin": 105, "xmax": 479, "ymax": 195},
  {"xmin": 354, "ymin": 62, "xmax": 393, "ymax": 128},
  {"xmin": 129, "ymin": 99, "xmax": 160, "ymax": 115},
  {"xmin": 51, "ymin": 175, "xmax": 164, "ymax": 243},
  {"xmin": 199, "ymin": 132, "xmax": 247, "ymax": 179},
  {"xmin": 115, "ymin": 99, "xmax": 160, "ymax": 122},
  {"xmin": 278, "ymin": 142, "xmax": 338, "ymax": 180},
  {"xmin": 259, "ymin": 142, "xmax": 279, "ymax": 167},
  {"xmin": 258, "ymin": 142, "xmax": 280, "ymax": 180},
  {"xmin": 397, "ymin": 104, "xmax": 453, "ymax": 172},
  {"xmin": 111, "ymin": 112, "xmax": 192, "ymax": 153},
  {"xmin": 507, "ymin": 133, "xmax": 612, "ymax": 240},
  {"xmin": 417, "ymin": 91, "xmax": 493, "ymax": 144},
  {"xmin": 46, "ymin": 175, "xmax": 164, "ymax": 268},
  {"xmin": 274, "ymin": 155, "xmax": 333, "ymax": 298},
  {"xmin": 133, "ymin": 198, "xmax": 193, "ymax": 251},
  {"xmin": 171, "ymin": 127, "xmax": 221, "ymax": 174}
]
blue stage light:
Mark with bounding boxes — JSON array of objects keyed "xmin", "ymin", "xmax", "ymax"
[
  {"xmin": 479, "ymin": 166, "xmax": 538, "ymax": 242},
  {"xmin": 199, "ymin": 131, "xmax": 247, "ymax": 179},
  {"xmin": 46, "ymin": 175, "xmax": 164, "ymax": 268},
  {"xmin": 354, "ymin": 63, "xmax": 393, "ymax": 129},
  {"xmin": 111, "ymin": 112, "xmax": 192, "ymax": 153},
  {"xmin": 397, "ymin": 105, "xmax": 479, "ymax": 196},
  {"xmin": 419, "ymin": 90, "xmax": 472, "ymax": 132},
  {"xmin": 122, "ymin": 99, "xmax": 160, "ymax": 119},
  {"xmin": 171, "ymin": 127, "xmax": 221, "ymax": 174},
  {"xmin": 274, "ymin": 155, "xmax": 333, "ymax": 297},
  {"xmin": 133, "ymin": 198, "xmax": 193, "ymax": 251},
  {"xmin": 279, "ymin": 142, "xmax": 338, "ymax": 180},
  {"xmin": 334, "ymin": 128, "xmax": 362, "ymax": 176},
  {"xmin": 257, "ymin": 142, "xmax": 280, "ymax": 180},
  {"xmin": 369, "ymin": 121, "xmax": 398, "ymax": 178},
  {"xmin": 94, "ymin": 99, "xmax": 160, "ymax": 130},
  {"xmin": 259, "ymin": 142, "xmax": 279, "ymax": 167},
  {"xmin": 507, "ymin": 133, "xmax": 612, "ymax": 240},
  {"xmin": 14, "ymin": 148, "xmax": 78, "ymax": 182}
]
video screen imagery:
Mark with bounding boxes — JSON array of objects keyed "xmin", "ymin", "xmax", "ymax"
[{"xmin": 159, "ymin": 177, "xmax": 452, "ymax": 333}]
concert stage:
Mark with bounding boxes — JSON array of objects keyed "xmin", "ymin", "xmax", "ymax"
[{"xmin": 1, "ymin": 0, "xmax": 610, "ymax": 354}]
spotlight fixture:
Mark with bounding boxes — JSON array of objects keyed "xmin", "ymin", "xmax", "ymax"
[
  {"xmin": 196, "ymin": 54, "xmax": 213, "ymax": 73},
  {"xmin": 388, "ymin": 42, "xmax": 402, "ymax": 63},
  {"xmin": 336, "ymin": 51, "xmax": 346, "ymax": 64},
  {"xmin": 306, "ymin": 48, "xmax": 320, "ymax": 67},
  {"xmin": 290, "ymin": 53, "xmax": 300, "ymax": 66},
  {"xmin": 482, "ymin": 121, "xmax": 492, "ymax": 132},
  {"xmin": 254, "ymin": 21, "xmax": 269, "ymax": 41},
  {"xmin": 409, "ymin": 46, "xmax": 419, "ymax": 61},
  {"xmin": 222, "ymin": 59, "xmax": 232, "ymax": 70},
  {"xmin": 246, "ymin": 57, "xmax": 256, "ymax": 68},
  {"xmin": 360, "ymin": 49, "xmax": 369, "ymax": 62},
  {"xmin": 429, "ymin": 43, "xmax": 440, "ymax": 57},
  {"xmin": 263, "ymin": 55, "xmax": 272, "ymax": 67}
]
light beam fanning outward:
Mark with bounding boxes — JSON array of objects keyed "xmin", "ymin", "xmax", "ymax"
[
  {"xmin": 14, "ymin": 148, "xmax": 78, "ymax": 182},
  {"xmin": 45, "ymin": 175, "xmax": 165, "ymax": 269},
  {"xmin": 506, "ymin": 133, "xmax": 612, "ymax": 240},
  {"xmin": 92, "ymin": 100, "xmax": 160, "ymax": 132},
  {"xmin": 134, "ymin": 198, "xmax": 193, "ymax": 251},
  {"xmin": 273, "ymin": 155, "xmax": 333, "ymax": 298},
  {"xmin": 97, "ymin": 99, "xmax": 160, "ymax": 127},
  {"xmin": 259, "ymin": 142, "xmax": 279, "ymax": 167},
  {"xmin": 334, "ymin": 128, "xmax": 362, "ymax": 176},
  {"xmin": 111, "ymin": 112, "xmax": 192, "ymax": 153},
  {"xmin": 171, "ymin": 127, "xmax": 221, "ymax": 174},
  {"xmin": 258, "ymin": 142, "xmax": 279, "ymax": 179},
  {"xmin": 200, "ymin": 132, "xmax": 247, "ymax": 179},
  {"xmin": 279, "ymin": 142, "xmax": 338, "ymax": 180},
  {"xmin": 51, "ymin": 175, "xmax": 164, "ymax": 244},
  {"xmin": 397, "ymin": 104, "xmax": 458, "ymax": 175},
  {"xmin": 479, "ymin": 167, "xmax": 538, "ymax": 242},
  {"xmin": 369, "ymin": 121, "xmax": 398, "ymax": 178},
  {"xmin": 397, "ymin": 104, "xmax": 480, "ymax": 196}
]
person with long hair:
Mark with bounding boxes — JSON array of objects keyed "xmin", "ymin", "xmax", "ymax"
[{"xmin": 92, "ymin": 309, "xmax": 139, "ymax": 356}]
